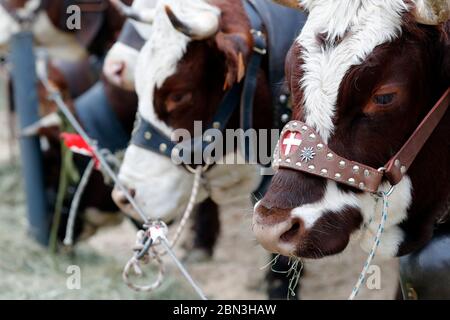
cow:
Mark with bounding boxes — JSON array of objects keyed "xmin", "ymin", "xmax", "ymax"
[
  {"xmin": 111, "ymin": 0, "xmax": 307, "ymax": 299},
  {"xmin": 0, "ymin": 0, "xmax": 133, "ymax": 97},
  {"xmin": 252, "ymin": 0, "xmax": 450, "ymax": 294}
]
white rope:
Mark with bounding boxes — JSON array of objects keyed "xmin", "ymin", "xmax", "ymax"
[
  {"xmin": 122, "ymin": 230, "xmax": 165, "ymax": 292},
  {"xmin": 63, "ymin": 159, "xmax": 95, "ymax": 246},
  {"xmin": 160, "ymin": 166, "xmax": 203, "ymax": 252},
  {"xmin": 123, "ymin": 166, "xmax": 205, "ymax": 295},
  {"xmin": 348, "ymin": 191, "xmax": 390, "ymax": 300}
]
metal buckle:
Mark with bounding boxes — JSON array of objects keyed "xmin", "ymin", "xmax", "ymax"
[{"xmin": 250, "ymin": 29, "xmax": 267, "ymax": 55}]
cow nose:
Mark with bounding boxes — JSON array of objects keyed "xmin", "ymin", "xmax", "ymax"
[
  {"xmin": 112, "ymin": 186, "xmax": 136, "ymax": 207},
  {"xmin": 253, "ymin": 202, "xmax": 305, "ymax": 256},
  {"xmin": 104, "ymin": 61, "xmax": 125, "ymax": 84}
]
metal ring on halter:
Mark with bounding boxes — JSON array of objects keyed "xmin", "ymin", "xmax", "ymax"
[
  {"xmin": 182, "ymin": 162, "xmax": 211, "ymax": 174},
  {"xmin": 372, "ymin": 167, "xmax": 396, "ymax": 198}
]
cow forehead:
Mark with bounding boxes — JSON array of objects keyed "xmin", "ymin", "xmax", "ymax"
[
  {"xmin": 135, "ymin": 0, "xmax": 221, "ymax": 135},
  {"xmin": 296, "ymin": 0, "xmax": 410, "ymax": 142}
]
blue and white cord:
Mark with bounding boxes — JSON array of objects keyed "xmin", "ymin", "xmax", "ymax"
[{"xmin": 349, "ymin": 191, "xmax": 389, "ymax": 300}]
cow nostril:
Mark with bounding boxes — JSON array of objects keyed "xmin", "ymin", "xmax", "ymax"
[
  {"xmin": 280, "ymin": 220, "xmax": 302, "ymax": 243},
  {"xmin": 115, "ymin": 188, "xmax": 136, "ymax": 206},
  {"xmin": 112, "ymin": 62, "xmax": 125, "ymax": 76}
]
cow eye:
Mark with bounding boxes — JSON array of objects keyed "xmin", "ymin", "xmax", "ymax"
[
  {"xmin": 373, "ymin": 93, "xmax": 395, "ymax": 105},
  {"xmin": 166, "ymin": 92, "xmax": 192, "ymax": 112}
]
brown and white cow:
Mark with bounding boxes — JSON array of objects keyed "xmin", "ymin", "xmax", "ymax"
[
  {"xmin": 111, "ymin": 0, "xmax": 307, "ymax": 299},
  {"xmin": 253, "ymin": 0, "xmax": 450, "ymax": 260},
  {"xmin": 103, "ymin": 0, "xmax": 156, "ymax": 91},
  {"xmin": 1, "ymin": 0, "xmax": 133, "ymax": 97},
  {"xmin": 112, "ymin": 0, "xmax": 272, "ymax": 222}
]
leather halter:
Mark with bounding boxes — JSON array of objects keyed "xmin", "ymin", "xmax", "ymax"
[
  {"xmin": 274, "ymin": 88, "xmax": 450, "ymax": 193},
  {"xmin": 131, "ymin": 0, "xmax": 267, "ymax": 172}
]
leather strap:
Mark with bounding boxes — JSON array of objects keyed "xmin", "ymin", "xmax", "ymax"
[
  {"xmin": 275, "ymin": 87, "xmax": 450, "ymax": 193},
  {"xmin": 240, "ymin": 0, "xmax": 267, "ymax": 160},
  {"xmin": 385, "ymin": 88, "xmax": 450, "ymax": 185},
  {"xmin": 274, "ymin": 121, "xmax": 384, "ymax": 193}
]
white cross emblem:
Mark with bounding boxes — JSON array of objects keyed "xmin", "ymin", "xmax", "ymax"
[{"xmin": 282, "ymin": 132, "xmax": 302, "ymax": 156}]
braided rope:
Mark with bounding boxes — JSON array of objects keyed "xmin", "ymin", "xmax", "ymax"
[
  {"xmin": 122, "ymin": 230, "xmax": 165, "ymax": 292},
  {"xmin": 123, "ymin": 166, "xmax": 204, "ymax": 292},
  {"xmin": 348, "ymin": 191, "xmax": 389, "ymax": 300},
  {"xmin": 162, "ymin": 166, "xmax": 203, "ymax": 251}
]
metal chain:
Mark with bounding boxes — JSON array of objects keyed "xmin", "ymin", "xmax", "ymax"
[{"xmin": 36, "ymin": 61, "xmax": 207, "ymax": 300}]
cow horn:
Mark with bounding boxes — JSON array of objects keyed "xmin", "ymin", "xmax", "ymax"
[
  {"xmin": 164, "ymin": 5, "xmax": 220, "ymax": 40},
  {"xmin": 413, "ymin": 0, "xmax": 450, "ymax": 25},
  {"xmin": 273, "ymin": 0, "xmax": 303, "ymax": 10},
  {"xmin": 109, "ymin": 0, "xmax": 155, "ymax": 24}
]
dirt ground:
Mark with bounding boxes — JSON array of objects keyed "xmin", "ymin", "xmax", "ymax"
[{"xmin": 0, "ymin": 77, "xmax": 399, "ymax": 299}]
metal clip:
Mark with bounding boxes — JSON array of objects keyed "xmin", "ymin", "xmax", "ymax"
[{"xmin": 250, "ymin": 29, "xmax": 267, "ymax": 55}]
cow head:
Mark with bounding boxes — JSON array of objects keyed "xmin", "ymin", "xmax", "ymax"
[
  {"xmin": 112, "ymin": 0, "xmax": 268, "ymax": 222},
  {"xmin": 253, "ymin": 0, "xmax": 450, "ymax": 259},
  {"xmin": 103, "ymin": 0, "xmax": 157, "ymax": 91}
]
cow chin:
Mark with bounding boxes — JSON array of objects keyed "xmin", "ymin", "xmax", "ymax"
[{"xmin": 113, "ymin": 145, "xmax": 209, "ymax": 223}]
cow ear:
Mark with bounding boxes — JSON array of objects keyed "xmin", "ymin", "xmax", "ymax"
[{"xmin": 214, "ymin": 31, "xmax": 250, "ymax": 90}]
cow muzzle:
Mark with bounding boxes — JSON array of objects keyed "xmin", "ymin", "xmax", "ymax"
[{"xmin": 253, "ymin": 202, "xmax": 304, "ymax": 257}]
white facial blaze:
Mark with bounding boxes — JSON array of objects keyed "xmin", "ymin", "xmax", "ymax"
[
  {"xmin": 118, "ymin": 0, "xmax": 261, "ymax": 222},
  {"xmin": 291, "ymin": 181, "xmax": 360, "ymax": 229},
  {"xmin": 289, "ymin": 0, "xmax": 413, "ymax": 256},
  {"xmin": 298, "ymin": 0, "xmax": 409, "ymax": 142}
]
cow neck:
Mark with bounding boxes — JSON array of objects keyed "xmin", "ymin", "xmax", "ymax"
[
  {"xmin": 275, "ymin": 87, "xmax": 450, "ymax": 194},
  {"xmin": 130, "ymin": 0, "xmax": 267, "ymax": 172}
]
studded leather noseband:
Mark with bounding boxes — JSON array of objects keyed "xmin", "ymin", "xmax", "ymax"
[{"xmin": 274, "ymin": 88, "xmax": 450, "ymax": 193}]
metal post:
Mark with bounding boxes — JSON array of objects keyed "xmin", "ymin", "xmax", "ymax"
[{"xmin": 10, "ymin": 31, "xmax": 50, "ymax": 246}]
